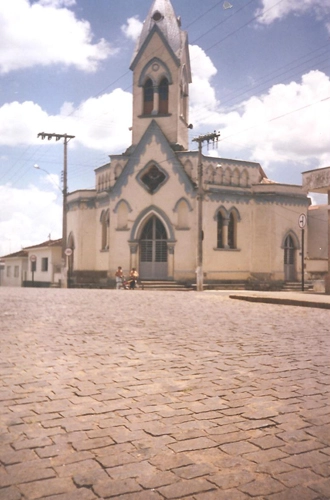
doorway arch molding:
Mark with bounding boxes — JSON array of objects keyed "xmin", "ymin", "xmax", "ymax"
[
  {"xmin": 281, "ymin": 230, "xmax": 300, "ymax": 250},
  {"xmin": 130, "ymin": 205, "xmax": 176, "ymax": 243}
]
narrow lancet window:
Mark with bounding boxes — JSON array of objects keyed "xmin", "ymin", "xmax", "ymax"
[{"xmin": 143, "ymin": 79, "xmax": 154, "ymax": 114}]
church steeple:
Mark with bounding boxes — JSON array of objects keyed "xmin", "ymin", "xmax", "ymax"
[{"xmin": 130, "ymin": 0, "xmax": 192, "ymax": 151}]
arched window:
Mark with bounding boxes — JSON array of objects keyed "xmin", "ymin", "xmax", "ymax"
[
  {"xmin": 228, "ymin": 212, "xmax": 236, "ymax": 249},
  {"xmin": 159, "ymin": 78, "xmax": 169, "ymax": 114},
  {"xmin": 143, "ymin": 79, "xmax": 154, "ymax": 115},
  {"xmin": 232, "ymin": 168, "xmax": 239, "ymax": 186},
  {"xmin": 184, "ymin": 160, "xmax": 193, "ymax": 178},
  {"xmin": 214, "ymin": 166, "xmax": 223, "ymax": 185},
  {"xmin": 240, "ymin": 169, "xmax": 249, "ymax": 187},
  {"xmin": 205, "ymin": 165, "xmax": 214, "ymax": 184},
  {"xmin": 223, "ymin": 167, "xmax": 231, "ymax": 185},
  {"xmin": 114, "ymin": 164, "xmax": 122, "ymax": 180},
  {"xmin": 117, "ymin": 201, "xmax": 129, "ymax": 229},
  {"xmin": 100, "ymin": 210, "xmax": 109, "ymax": 250},
  {"xmin": 217, "ymin": 212, "xmax": 224, "ymax": 248},
  {"xmin": 177, "ymin": 199, "xmax": 189, "ymax": 229}
]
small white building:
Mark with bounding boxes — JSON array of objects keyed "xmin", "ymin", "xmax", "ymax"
[
  {"xmin": 1, "ymin": 239, "xmax": 62, "ymax": 287},
  {"xmin": 0, "ymin": 250, "xmax": 28, "ymax": 287}
]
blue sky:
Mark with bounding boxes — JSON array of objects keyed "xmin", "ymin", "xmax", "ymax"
[{"xmin": 1, "ymin": 0, "xmax": 330, "ymax": 255}]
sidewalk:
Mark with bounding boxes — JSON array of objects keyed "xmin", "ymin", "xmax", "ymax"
[{"xmin": 225, "ymin": 290, "xmax": 330, "ymax": 309}]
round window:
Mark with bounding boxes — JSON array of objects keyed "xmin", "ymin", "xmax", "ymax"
[{"xmin": 152, "ymin": 11, "xmax": 163, "ymax": 21}]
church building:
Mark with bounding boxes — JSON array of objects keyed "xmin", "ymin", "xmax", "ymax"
[{"xmin": 66, "ymin": 0, "xmax": 310, "ymax": 287}]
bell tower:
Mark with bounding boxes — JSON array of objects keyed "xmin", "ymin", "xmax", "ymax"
[{"xmin": 130, "ymin": 0, "xmax": 192, "ymax": 151}]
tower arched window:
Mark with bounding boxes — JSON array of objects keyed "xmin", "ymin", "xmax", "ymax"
[
  {"xmin": 228, "ymin": 212, "xmax": 237, "ymax": 249},
  {"xmin": 159, "ymin": 78, "xmax": 169, "ymax": 114},
  {"xmin": 217, "ymin": 212, "xmax": 224, "ymax": 249},
  {"xmin": 143, "ymin": 79, "xmax": 154, "ymax": 115}
]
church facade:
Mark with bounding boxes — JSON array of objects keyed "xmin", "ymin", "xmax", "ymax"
[{"xmin": 66, "ymin": 0, "xmax": 310, "ymax": 287}]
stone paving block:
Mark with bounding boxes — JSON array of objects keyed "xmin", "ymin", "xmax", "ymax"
[
  {"xmin": 0, "ymin": 486, "xmax": 22, "ymax": 500},
  {"xmin": 206, "ymin": 468, "xmax": 255, "ymax": 489},
  {"xmin": 243, "ymin": 447, "xmax": 288, "ymax": 463},
  {"xmin": 2, "ymin": 464, "xmax": 56, "ymax": 486},
  {"xmin": 137, "ymin": 470, "xmax": 179, "ymax": 489},
  {"xmin": 41, "ymin": 490, "xmax": 97, "ymax": 500},
  {"xmin": 193, "ymin": 489, "xmax": 251, "ymax": 499},
  {"xmin": 239, "ymin": 475, "xmax": 285, "ymax": 497},
  {"xmin": 106, "ymin": 459, "xmax": 157, "ymax": 480},
  {"xmin": 96, "ymin": 451, "xmax": 139, "ymax": 468},
  {"xmin": 158, "ymin": 478, "xmax": 216, "ymax": 498},
  {"xmin": 283, "ymin": 450, "xmax": 330, "ymax": 468},
  {"xmin": 116, "ymin": 492, "xmax": 163, "ymax": 500},
  {"xmin": 18, "ymin": 477, "xmax": 74, "ymax": 499},
  {"xmin": 54, "ymin": 457, "xmax": 105, "ymax": 478},
  {"xmin": 220, "ymin": 440, "xmax": 260, "ymax": 456},
  {"xmin": 149, "ymin": 451, "xmax": 193, "ymax": 471},
  {"xmin": 306, "ymin": 424, "xmax": 330, "ymax": 446},
  {"xmin": 311, "ymin": 461, "xmax": 330, "ymax": 477},
  {"xmin": 276, "ymin": 468, "xmax": 323, "ymax": 488},
  {"xmin": 0, "ymin": 448, "xmax": 37, "ymax": 465},
  {"xmin": 168, "ymin": 437, "xmax": 217, "ymax": 453},
  {"xmin": 11, "ymin": 436, "xmax": 53, "ymax": 451},
  {"xmin": 172, "ymin": 463, "xmax": 218, "ymax": 479},
  {"xmin": 267, "ymin": 485, "xmax": 319, "ymax": 500},
  {"xmin": 72, "ymin": 436, "xmax": 114, "ymax": 451},
  {"xmin": 47, "ymin": 449, "xmax": 93, "ymax": 467},
  {"xmin": 93, "ymin": 477, "xmax": 142, "ymax": 498},
  {"xmin": 249, "ymin": 435, "xmax": 285, "ymax": 449},
  {"xmin": 308, "ymin": 477, "xmax": 330, "ymax": 497}
]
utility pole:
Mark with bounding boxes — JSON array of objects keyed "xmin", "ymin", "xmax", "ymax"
[
  {"xmin": 37, "ymin": 132, "xmax": 75, "ymax": 287},
  {"xmin": 192, "ymin": 131, "xmax": 220, "ymax": 292}
]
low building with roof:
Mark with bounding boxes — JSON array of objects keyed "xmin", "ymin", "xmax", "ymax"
[{"xmin": 1, "ymin": 239, "xmax": 62, "ymax": 287}]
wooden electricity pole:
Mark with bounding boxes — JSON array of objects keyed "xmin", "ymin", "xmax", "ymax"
[
  {"xmin": 37, "ymin": 132, "xmax": 75, "ymax": 286},
  {"xmin": 192, "ymin": 131, "xmax": 220, "ymax": 292}
]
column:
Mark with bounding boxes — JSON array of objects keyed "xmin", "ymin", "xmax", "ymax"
[{"xmin": 167, "ymin": 243, "xmax": 175, "ymax": 279}]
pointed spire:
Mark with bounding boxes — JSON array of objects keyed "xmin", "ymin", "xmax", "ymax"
[{"xmin": 135, "ymin": 0, "xmax": 182, "ymax": 57}]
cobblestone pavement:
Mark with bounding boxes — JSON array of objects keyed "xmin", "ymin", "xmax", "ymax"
[{"xmin": 0, "ymin": 288, "xmax": 329, "ymax": 500}]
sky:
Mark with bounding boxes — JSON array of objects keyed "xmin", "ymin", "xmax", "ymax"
[{"xmin": 1, "ymin": 0, "xmax": 330, "ymax": 256}]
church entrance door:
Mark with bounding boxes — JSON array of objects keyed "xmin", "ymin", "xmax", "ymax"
[
  {"xmin": 284, "ymin": 235, "xmax": 296, "ymax": 281},
  {"xmin": 139, "ymin": 216, "xmax": 168, "ymax": 279}
]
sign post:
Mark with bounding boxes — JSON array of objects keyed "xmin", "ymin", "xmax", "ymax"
[
  {"xmin": 30, "ymin": 254, "xmax": 37, "ymax": 283},
  {"xmin": 298, "ymin": 214, "xmax": 306, "ymax": 292}
]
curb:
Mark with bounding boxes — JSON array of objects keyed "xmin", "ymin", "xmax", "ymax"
[{"xmin": 229, "ymin": 294, "xmax": 330, "ymax": 310}]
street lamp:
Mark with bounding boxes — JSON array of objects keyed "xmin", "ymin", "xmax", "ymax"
[{"xmin": 33, "ymin": 164, "xmax": 62, "ymax": 192}]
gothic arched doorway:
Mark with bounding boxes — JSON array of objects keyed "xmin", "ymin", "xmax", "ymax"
[
  {"xmin": 139, "ymin": 215, "xmax": 168, "ymax": 279},
  {"xmin": 284, "ymin": 234, "xmax": 296, "ymax": 281}
]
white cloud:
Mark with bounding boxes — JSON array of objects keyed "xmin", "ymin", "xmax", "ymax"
[
  {"xmin": 121, "ymin": 16, "xmax": 143, "ymax": 42},
  {"xmin": 256, "ymin": 0, "xmax": 330, "ymax": 29},
  {"xmin": 0, "ymin": 88, "xmax": 133, "ymax": 152},
  {"xmin": 189, "ymin": 45, "xmax": 220, "ymax": 127},
  {"xmin": 0, "ymin": 0, "xmax": 115, "ymax": 74},
  {"xmin": 218, "ymin": 70, "xmax": 330, "ymax": 168},
  {"xmin": 186, "ymin": 47, "xmax": 330, "ymax": 170},
  {"xmin": 0, "ymin": 183, "xmax": 62, "ymax": 256}
]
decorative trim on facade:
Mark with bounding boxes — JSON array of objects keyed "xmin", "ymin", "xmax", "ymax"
[
  {"xmin": 130, "ymin": 205, "xmax": 176, "ymax": 242},
  {"xmin": 113, "ymin": 199, "xmax": 133, "ymax": 214},
  {"xmin": 136, "ymin": 161, "xmax": 168, "ymax": 194},
  {"xmin": 173, "ymin": 197, "xmax": 193, "ymax": 213},
  {"xmin": 281, "ymin": 230, "xmax": 301, "ymax": 250},
  {"xmin": 138, "ymin": 57, "xmax": 173, "ymax": 86}
]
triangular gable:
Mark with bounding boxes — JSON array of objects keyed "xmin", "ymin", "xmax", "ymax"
[
  {"xmin": 110, "ymin": 120, "xmax": 195, "ymax": 198},
  {"xmin": 130, "ymin": 24, "xmax": 180, "ymax": 71}
]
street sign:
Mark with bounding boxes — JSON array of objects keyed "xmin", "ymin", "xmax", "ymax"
[
  {"xmin": 298, "ymin": 213, "xmax": 306, "ymax": 229},
  {"xmin": 30, "ymin": 254, "xmax": 37, "ymax": 262},
  {"xmin": 64, "ymin": 248, "xmax": 73, "ymax": 256}
]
